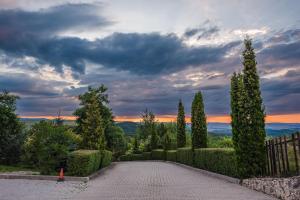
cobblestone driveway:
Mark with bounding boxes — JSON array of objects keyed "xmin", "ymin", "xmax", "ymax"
[
  {"xmin": 74, "ymin": 161, "xmax": 276, "ymax": 200},
  {"xmin": 0, "ymin": 161, "xmax": 277, "ymax": 200}
]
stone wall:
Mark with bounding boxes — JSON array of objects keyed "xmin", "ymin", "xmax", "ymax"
[{"xmin": 242, "ymin": 176, "xmax": 300, "ymax": 200}]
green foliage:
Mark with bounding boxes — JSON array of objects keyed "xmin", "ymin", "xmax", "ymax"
[
  {"xmin": 23, "ymin": 121, "xmax": 80, "ymax": 174},
  {"xmin": 0, "ymin": 91, "xmax": 25, "ymax": 164},
  {"xmin": 105, "ymin": 125, "xmax": 127, "ymax": 158},
  {"xmin": 81, "ymin": 94, "xmax": 106, "ymax": 150},
  {"xmin": 208, "ymin": 135, "xmax": 233, "ymax": 148},
  {"xmin": 119, "ymin": 153, "xmax": 146, "ymax": 161},
  {"xmin": 142, "ymin": 152, "xmax": 152, "ymax": 160},
  {"xmin": 151, "ymin": 149, "xmax": 164, "ymax": 160},
  {"xmin": 67, "ymin": 150, "xmax": 101, "ymax": 176},
  {"xmin": 101, "ymin": 150, "xmax": 112, "ymax": 168},
  {"xmin": 177, "ymin": 99, "xmax": 186, "ymax": 148},
  {"xmin": 194, "ymin": 148, "xmax": 239, "ymax": 178},
  {"xmin": 177, "ymin": 148, "xmax": 193, "ymax": 165},
  {"xmin": 230, "ymin": 38, "xmax": 266, "ymax": 178},
  {"xmin": 191, "ymin": 92, "xmax": 208, "ymax": 149},
  {"xmin": 166, "ymin": 150, "xmax": 177, "ymax": 162},
  {"xmin": 133, "ymin": 135, "xmax": 140, "ymax": 154},
  {"xmin": 74, "ymin": 85, "xmax": 113, "ymax": 149}
]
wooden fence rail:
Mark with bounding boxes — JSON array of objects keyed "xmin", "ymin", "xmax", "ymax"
[{"xmin": 265, "ymin": 132, "xmax": 300, "ymax": 177}]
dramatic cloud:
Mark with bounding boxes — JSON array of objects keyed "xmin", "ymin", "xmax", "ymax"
[{"xmin": 0, "ymin": 2, "xmax": 299, "ymax": 118}]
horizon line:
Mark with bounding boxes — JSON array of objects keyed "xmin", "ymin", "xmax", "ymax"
[{"xmin": 19, "ymin": 113, "xmax": 300, "ymax": 123}]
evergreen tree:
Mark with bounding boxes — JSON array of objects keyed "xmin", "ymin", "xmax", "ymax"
[
  {"xmin": 177, "ymin": 99, "xmax": 186, "ymax": 148},
  {"xmin": 81, "ymin": 95, "xmax": 105, "ymax": 150},
  {"xmin": 191, "ymin": 91, "xmax": 208, "ymax": 149},
  {"xmin": 74, "ymin": 85, "xmax": 113, "ymax": 136},
  {"xmin": 230, "ymin": 38, "xmax": 266, "ymax": 178}
]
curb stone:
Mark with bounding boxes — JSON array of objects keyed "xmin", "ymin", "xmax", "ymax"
[{"xmin": 0, "ymin": 163, "xmax": 116, "ymax": 182}]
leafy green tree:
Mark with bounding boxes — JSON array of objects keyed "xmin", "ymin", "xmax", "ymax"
[
  {"xmin": 191, "ymin": 91, "xmax": 208, "ymax": 149},
  {"xmin": 22, "ymin": 121, "xmax": 80, "ymax": 174},
  {"xmin": 230, "ymin": 38, "xmax": 266, "ymax": 178},
  {"xmin": 177, "ymin": 99, "xmax": 186, "ymax": 148},
  {"xmin": 0, "ymin": 91, "xmax": 25, "ymax": 164},
  {"xmin": 105, "ymin": 125, "xmax": 127, "ymax": 158},
  {"xmin": 74, "ymin": 85, "xmax": 113, "ymax": 135},
  {"xmin": 157, "ymin": 123, "xmax": 167, "ymax": 148},
  {"xmin": 81, "ymin": 95, "xmax": 106, "ymax": 150},
  {"xmin": 139, "ymin": 109, "xmax": 158, "ymax": 150}
]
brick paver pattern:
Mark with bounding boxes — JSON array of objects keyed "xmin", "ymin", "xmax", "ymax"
[{"xmin": 74, "ymin": 161, "xmax": 276, "ymax": 200}]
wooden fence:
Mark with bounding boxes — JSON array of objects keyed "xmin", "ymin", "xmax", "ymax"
[{"xmin": 265, "ymin": 132, "xmax": 300, "ymax": 177}]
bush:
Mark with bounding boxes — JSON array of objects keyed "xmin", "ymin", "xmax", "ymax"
[
  {"xmin": 177, "ymin": 148, "xmax": 193, "ymax": 165},
  {"xmin": 194, "ymin": 148, "xmax": 238, "ymax": 178},
  {"xmin": 119, "ymin": 154, "xmax": 143, "ymax": 161},
  {"xmin": 67, "ymin": 150, "xmax": 101, "ymax": 176},
  {"xmin": 166, "ymin": 150, "xmax": 177, "ymax": 162},
  {"xmin": 22, "ymin": 121, "xmax": 80, "ymax": 174},
  {"xmin": 151, "ymin": 149, "xmax": 164, "ymax": 160},
  {"xmin": 101, "ymin": 150, "xmax": 112, "ymax": 168}
]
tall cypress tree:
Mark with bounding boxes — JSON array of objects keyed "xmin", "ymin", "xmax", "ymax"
[
  {"xmin": 230, "ymin": 38, "xmax": 266, "ymax": 178},
  {"xmin": 242, "ymin": 38, "xmax": 266, "ymax": 177},
  {"xmin": 191, "ymin": 91, "xmax": 208, "ymax": 149},
  {"xmin": 177, "ymin": 99, "xmax": 186, "ymax": 148}
]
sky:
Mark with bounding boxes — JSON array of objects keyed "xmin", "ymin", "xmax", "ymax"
[{"xmin": 0, "ymin": 0, "xmax": 300, "ymax": 122}]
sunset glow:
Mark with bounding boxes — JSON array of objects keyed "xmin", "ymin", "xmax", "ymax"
[{"xmin": 21, "ymin": 114, "xmax": 300, "ymax": 123}]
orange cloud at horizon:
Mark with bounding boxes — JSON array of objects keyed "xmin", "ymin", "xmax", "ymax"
[{"xmin": 20, "ymin": 114, "xmax": 300, "ymax": 123}]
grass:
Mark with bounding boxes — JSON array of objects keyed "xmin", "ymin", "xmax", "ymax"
[{"xmin": 0, "ymin": 165, "xmax": 36, "ymax": 173}]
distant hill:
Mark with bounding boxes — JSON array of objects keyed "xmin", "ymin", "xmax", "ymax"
[
  {"xmin": 20, "ymin": 118, "xmax": 300, "ymax": 137},
  {"xmin": 116, "ymin": 121, "xmax": 138, "ymax": 135}
]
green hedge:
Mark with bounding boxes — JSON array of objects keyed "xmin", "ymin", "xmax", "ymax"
[
  {"xmin": 119, "ymin": 154, "xmax": 142, "ymax": 161},
  {"xmin": 142, "ymin": 152, "xmax": 151, "ymax": 160},
  {"xmin": 151, "ymin": 149, "xmax": 164, "ymax": 160},
  {"xmin": 166, "ymin": 150, "xmax": 177, "ymax": 162},
  {"xmin": 101, "ymin": 150, "xmax": 112, "ymax": 168},
  {"xmin": 194, "ymin": 148, "xmax": 238, "ymax": 178},
  {"xmin": 177, "ymin": 148, "xmax": 193, "ymax": 165},
  {"xmin": 67, "ymin": 150, "xmax": 101, "ymax": 176}
]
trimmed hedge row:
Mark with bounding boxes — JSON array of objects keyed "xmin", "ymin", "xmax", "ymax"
[
  {"xmin": 151, "ymin": 149, "xmax": 164, "ymax": 160},
  {"xmin": 166, "ymin": 150, "xmax": 177, "ymax": 162},
  {"xmin": 119, "ymin": 153, "xmax": 151, "ymax": 161},
  {"xmin": 67, "ymin": 149, "xmax": 112, "ymax": 176},
  {"xmin": 119, "ymin": 148, "xmax": 238, "ymax": 178},
  {"xmin": 101, "ymin": 150, "xmax": 113, "ymax": 168},
  {"xmin": 67, "ymin": 150, "xmax": 101, "ymax": 176},
  {"xmin": 194, "ymin": 148, "xmax": 238, "ymax": 177},
  {"xmin": 176, "ymin": 148, "xmax": 193, "ymax": 165}
]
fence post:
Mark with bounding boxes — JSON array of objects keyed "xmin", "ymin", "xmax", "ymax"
[
  {"xmin": 271, "ymin": 139, "xmax": 277, "ymax": 176},
  {"xmin": 292, "ymin": 134, "xmax": 299, "ymax": 175},
  {"xmin": 266, "ymin": 141, "xmax": 270, "ymax": 176},
  {"xmin": 279, "ymin": 137, "xmax": 286, "ymax": 175},
  {"xmin": 284, "ymin": 136, "xmax": 290, "ymax": 174},
  {"xmin": 275, "ymin": 138, "xmax": 281, "ymax": 175}
]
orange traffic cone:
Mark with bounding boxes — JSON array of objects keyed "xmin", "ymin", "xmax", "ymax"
[{"xmin": 57, "ymin": 168, "xmax": 64, "ymax": 182}]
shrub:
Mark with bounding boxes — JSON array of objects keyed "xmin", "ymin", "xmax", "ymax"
[
  {"xmin": 194, "ymin": 148, "xmax": 238, "ymax": 178},
  {"xmin": 177, "ymin": 148, "xmax": 193, "ymax": 165},
  {"xmin": 151, "ymin": 149, "xmax": 164, "ymax": 160},
  {"xmin": 67, "ymin": 150, "xmax": 101, "ymax": 176},
  {"xmin": 101, "ymin": 150, "xmax": 112, "ymax": 168},
  {"xmin": 166, "ymin": 150, "xmax": 177, "ymax": 162},
  {"xmin": 22, "ymin": 121, "xmax": 80, "ymax": 174},
  {"xmin": 119, "ymin": 154, "xmax": 143, "ymax": 161}
]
